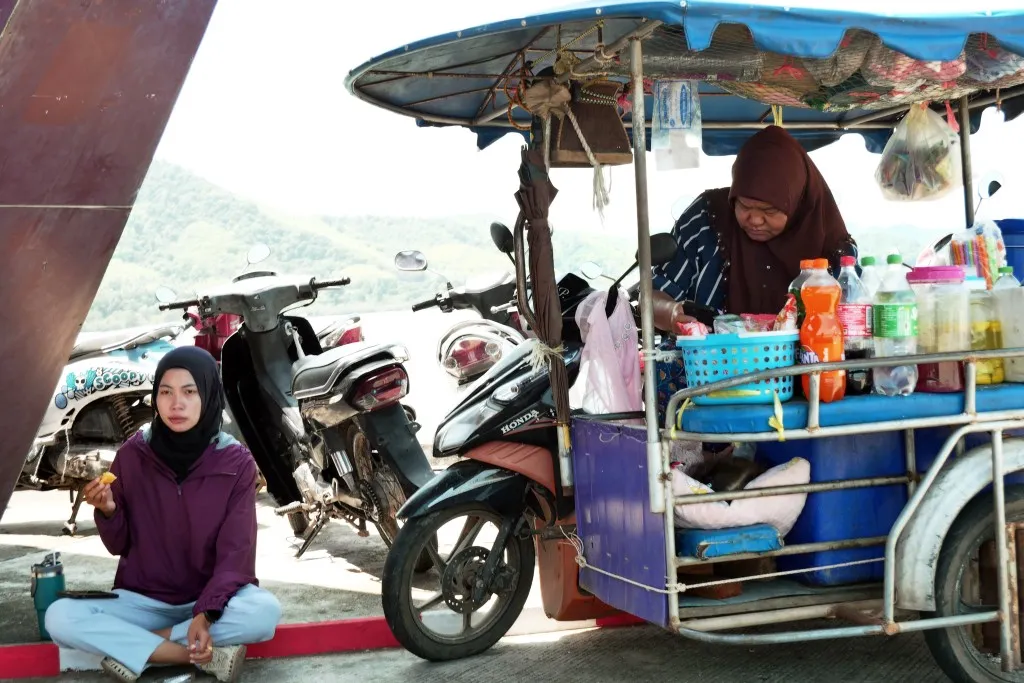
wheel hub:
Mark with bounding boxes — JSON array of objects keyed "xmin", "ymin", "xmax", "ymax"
[{"xmin": 441, "ymin": 547, "xmax": 492, "ymax": 614}]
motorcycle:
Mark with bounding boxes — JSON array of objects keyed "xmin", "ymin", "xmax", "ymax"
[
  {"xmin": 155, "ymin": 247, "xmax": 435, "ymax": 562},
  {"xmin": 395, "ymin": 222, "xmax": 605, "ymax": 387},
  {"xmin": 20, "ymin": 320, "xmax": 191, "ymax": 534},
  {"xmin": 160, "ymin": 247, "xmax": 369, "ymax": 453},
  {"xmin": 379, "ymin": 230, "xmax": 678, "ymax": 661}
]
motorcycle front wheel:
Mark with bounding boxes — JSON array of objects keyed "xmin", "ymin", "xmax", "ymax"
[{"xmin": 381, "ymin": 506, "xmax": 535, "ymax": 662}]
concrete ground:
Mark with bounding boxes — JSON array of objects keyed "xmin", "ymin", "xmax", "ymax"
[
  {"xmin": 19, "ymin": 622, "xmax": 947, "ymax": 683},
  {"xmin": 2, "ymin": 488, "xmax": 950, "ymax": 682}
]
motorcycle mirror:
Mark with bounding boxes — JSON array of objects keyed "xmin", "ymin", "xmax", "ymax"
[
  {"xmin": 490, "ymin": 222, "xmax": 515, "ymax": 254},
  {"xmin": 394, "ymin": 250, "xmax": 428, "ymax": 272},
  {"xmin": 247, "ymin": 243, "xmax": 271, "ymax": 265},
  {"xmin": 579, "ymin": 262, "xmax": 603, "ymax": 280},
  {"xmin": 154, "ymin": 286, "xmax": 177, "ymax": 304},
  {"xmin": 647, "ymin": 233, "xmax": 678, "ymax": 267}
]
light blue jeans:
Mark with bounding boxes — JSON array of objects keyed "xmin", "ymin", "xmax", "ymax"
[{"xmin": 45, "ymin": 584, "xmax": 281, "ymax": 675}]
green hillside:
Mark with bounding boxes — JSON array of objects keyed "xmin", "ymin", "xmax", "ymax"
[{"xmin": 83, "ymin": 161, "xmax": 636, "ymax": 331}]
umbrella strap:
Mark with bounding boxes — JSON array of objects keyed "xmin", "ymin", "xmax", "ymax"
[{"xmin": 563, "ymin": 107, "xmax": 612, "ymax": 219}]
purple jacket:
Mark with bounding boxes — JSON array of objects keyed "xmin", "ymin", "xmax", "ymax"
[{"xmin": 95, "ymin": 428, "xmax": 259, "ymax": 616}]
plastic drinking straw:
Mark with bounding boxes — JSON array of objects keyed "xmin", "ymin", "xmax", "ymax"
[{"xmin": 976, "ymin": 233, "xmax": 993, "ymax": 286}]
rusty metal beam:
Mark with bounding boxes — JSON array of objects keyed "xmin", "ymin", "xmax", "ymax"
[{"xmin": 0, "ymin": 0, "xmax": 220, "ymax": 519}]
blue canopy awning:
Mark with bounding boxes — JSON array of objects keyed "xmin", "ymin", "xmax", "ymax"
[{"xmin": 345, "ymin": 1, "xmax": 1024, "ymax": 155}]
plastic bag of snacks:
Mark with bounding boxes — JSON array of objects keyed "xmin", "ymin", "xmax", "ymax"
[
  {"xmin": 676, "ymin": 320, "xmax": 710, "ymax": 337},
  {"xmin": 949, "ymin": 220, "xmax": 1008, "ymax": 288},
  {"xmin": 714, "ymin": 314, "xmax": 747, "ymax": 335},
  {"xmin": 741, "ymin": 314, "xmax": 777, "ymax": 333},
  {"xmin": 875, "ymin": 104, "xmax": 961, "ymax": 202},
  {"xmin": 773, "ymin": 295, "xmax": 798, "ymax": 331}
]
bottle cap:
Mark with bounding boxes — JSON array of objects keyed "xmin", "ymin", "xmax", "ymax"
[
  {"xmin": 999, "ymin": 266, "xmax": 1015, "ymax": 274},
  {"xmin": 799, "ymin": 259, "xmax": 813, "ymax": 270},
  {"xmin": 840, "ymin": 255, "xmax": 856, "ymax": 267},
  {"xmin": 886, "ymin": 254, "xmax": 903, "ymax": 265},
  {"xmin": 860, "ymin": 256, "xmax": 876, "ymax": 266},
  {"xmin": 812, "ymin": 258, "xmax": 829, "ymax": 269}
]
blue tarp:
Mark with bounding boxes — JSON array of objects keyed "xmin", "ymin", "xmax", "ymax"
[{"xmin": 345, "ymin": 1, "xmax": 1024, "ymax": 155}]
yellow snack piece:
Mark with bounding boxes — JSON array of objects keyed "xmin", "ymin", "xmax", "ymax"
[{"xmin": 99, "ymin": 472, "xmax": 117, "ymax": 485}]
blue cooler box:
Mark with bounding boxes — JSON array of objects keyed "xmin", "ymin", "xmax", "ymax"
[
  {"xmin": 996, "ymin": 219, "xmax": 1024, "ymax": 283},
  {"xmin": 679, "ymin": 385, "xmax": 1024, "ymax": 586}
]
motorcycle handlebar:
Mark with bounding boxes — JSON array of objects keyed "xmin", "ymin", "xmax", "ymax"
[
  {"xmin": 312, "ymin": 277, "xmax": 351, "ymax": 289},
  {"xmin": 411, "ymin": 297, "xmax": 438, "ymax": 312},
  {"xmin": 158, "ymin": 298, "xmax": 201, "ymax": 311}
]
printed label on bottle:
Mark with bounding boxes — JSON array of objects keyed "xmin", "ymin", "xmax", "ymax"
[
  {"xmin": 799, "ymin": 346, "xmax": 821, "ymax": 365},
  {"xmin": 838, "ymin": 303, "xmax": 872, "ymax": 338},
  {"xmin": 872, "ymin": 302, "xmax": 918, "ymax": 338},
  {"xmin": 798, "ymin": 346, "xmax": 843, "ymax": 365}
]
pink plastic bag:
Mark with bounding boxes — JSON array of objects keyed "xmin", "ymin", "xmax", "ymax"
[{"xmin": 568, "ymin": 288, "xmax": 642, "ymax": 415}]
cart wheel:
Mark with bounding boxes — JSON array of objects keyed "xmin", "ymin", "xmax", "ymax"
[{"xmin": 924, "ymin": 486, "xmax": 1024, "ymax": 682}]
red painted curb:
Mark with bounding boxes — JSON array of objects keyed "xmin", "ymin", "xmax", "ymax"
[
  {"xmin": 1, "ymin": 643, "xmax": 59, "ymax": 679},
  {"xmin": 0, "ymin": 611, "xmax": 644, "ymax": 678},
  {"xmin": 247, "ymin": 617, "xmax": 399, "ymax": 659}
]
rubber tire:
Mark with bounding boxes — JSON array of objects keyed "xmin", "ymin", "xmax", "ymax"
[
  {"xmin": 347, "ymin": 424, "xmax": 433, "ymax": 573},
  {"xmin": 381, "ymin": 506, "xmax": 535, "ymax": 662},
  {"xmin": 924, "ymin": 487, "xmax": 1024, "ymax": 682},
  {"xmin": 287, "ymin": 510, "xmax": 309, "ymax": 536},
  {"xmin": 376, "ymin": 507, "xmax": 435, "ymax": 574}
]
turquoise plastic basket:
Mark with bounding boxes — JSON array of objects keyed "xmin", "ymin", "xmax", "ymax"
[{"xmin": 675, "ymin": 330, "xmax": 800, "ymax": 406}]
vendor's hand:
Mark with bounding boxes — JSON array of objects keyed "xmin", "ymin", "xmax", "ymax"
[
  {"xmin": 82, "ymin": 478, "xmax": 116, "ymax": 517},
  {"xmin": 187, "ymin": 614, "xmax": 213, "ymax": 665},
  {"xmin": 669, "ymin": 303, "xmax": 697, "ymax": 331}
]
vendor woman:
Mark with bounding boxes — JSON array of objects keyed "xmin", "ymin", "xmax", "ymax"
[
  {"xmin": 649, "ymin": 125, "xmax": 857, "ymax": 427},
  {"xmin": 651, "ymin": 125, "xmax": 857, "ymax": 332}
]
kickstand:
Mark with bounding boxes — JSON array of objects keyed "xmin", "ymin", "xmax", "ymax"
[
  {"xmin": 63, "ymin": 487, "xmax": 85, "ymax": 536},
  {"xmin": 294, "ymin": 513, "xmax": 329, "ymax": 559}
]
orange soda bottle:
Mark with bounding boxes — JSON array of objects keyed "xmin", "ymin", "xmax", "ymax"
[{"xmin": 800, "ymin": 258, "xmax": 846, "ymax": 402}]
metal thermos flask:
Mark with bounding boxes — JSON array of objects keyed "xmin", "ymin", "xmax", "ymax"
[{"xmin": 31, "ymin": 552, "xmax": 65, "ymax": 641}]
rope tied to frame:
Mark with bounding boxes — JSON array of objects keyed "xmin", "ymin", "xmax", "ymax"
[
  {"xmin": 527, "ymin": 338, "xmax": 565, "ymax": 372},
  {"xmin": 560, "ymin": 526, "xmax": 885, "ymax": 595},
  {"xmin": 520, "ymin": 77, "xmax": 612, "ymax": 218}
]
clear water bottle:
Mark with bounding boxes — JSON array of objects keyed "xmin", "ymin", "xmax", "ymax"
[
  {"xmin": 837, "ymin": 256, "xmax": 873, "ymax": 394},
  {"xmin": 859, "ymin": 255, "xmax": 883, "ymax": 299},
  {"xmin": 788, "ymin": 259, "xmax": 815, "ymax": 327},
  {"xmin": 994, "ymin": 266, "xmax": 1021, "ymax": 290},
  {"xmin": 872, "ymin": 254, "xmax": 919, "ymax": 396}
]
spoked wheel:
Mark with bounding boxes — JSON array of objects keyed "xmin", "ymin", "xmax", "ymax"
[
  {"xmin": 347, "ymin": 425, "xmax": 432, "ymax": 573},
  {"xmin": 381, "ymin": 506, "xmax": 535, "ymax": 662},
  {"xmin": 925, "ymin": 488, "xmax": 1024, "ymax": 682}
]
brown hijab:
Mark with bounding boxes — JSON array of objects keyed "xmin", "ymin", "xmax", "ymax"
[{"xmin": 705, "ymin": 125, "xmax": 853, "ymax": 314}]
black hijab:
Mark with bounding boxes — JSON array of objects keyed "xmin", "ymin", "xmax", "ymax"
[{"xmin": 150, "ymin": 346, "xmax": 225, "ymax": 482}]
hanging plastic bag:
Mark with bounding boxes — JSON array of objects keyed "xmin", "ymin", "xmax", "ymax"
[
  {"xmin": 568, "ymin": 288, "xmax": 642, "ymax": 415},
  {"xmin": 652, "ymin": 79, "xmax": 702, "ymax": 171},
  {"xmin": 875, "ymin": 104, "xmax": 962, "ymax": 202}
]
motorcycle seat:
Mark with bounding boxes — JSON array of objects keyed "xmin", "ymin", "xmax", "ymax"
[
  {"xmin": 69, "ymin": 324, "xmax": 183, "ymax": 361},
  {"xmin": 291, "ymin": 341, "xmax": 396, "ymax": 399}
]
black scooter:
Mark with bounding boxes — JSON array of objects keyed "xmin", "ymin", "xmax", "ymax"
[{"xmin": 157, "ymin": 251, "xmax": 435, "ymax": 563}]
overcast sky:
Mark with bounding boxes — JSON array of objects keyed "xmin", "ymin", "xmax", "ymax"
[{"xmin": 151, "ymin": 0, "xmax": 1024, "ymax": 245}]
